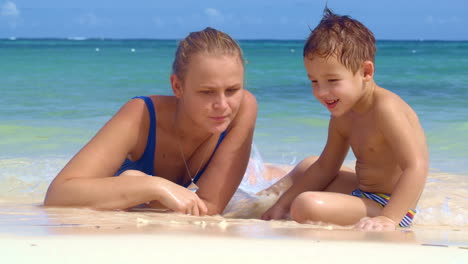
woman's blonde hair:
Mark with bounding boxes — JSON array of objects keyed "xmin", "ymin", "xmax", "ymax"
[{"xmin": 172, "ymin": 27, "xmax": 244, "ymax": 80}]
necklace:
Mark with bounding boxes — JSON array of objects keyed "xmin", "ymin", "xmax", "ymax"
[{"xmin": 175, "ymin": 127, "xmax": 211, "ymax": 192}]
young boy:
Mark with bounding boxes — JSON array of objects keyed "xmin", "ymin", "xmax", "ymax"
[{"xmin": 261, "ymin": 8, "xmax": 428, "ymax": 231}]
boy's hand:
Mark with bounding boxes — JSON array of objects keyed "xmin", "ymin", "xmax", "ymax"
[
  {"xmin": 354, "ymin": 216, "xmax": 397, "ymax": 231},
  {"xmin": 261, "ymin": 204, "xmax": 289, "ymax": 220}
]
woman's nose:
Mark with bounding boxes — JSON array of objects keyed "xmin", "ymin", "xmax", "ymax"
[{"xmin": 213, "ymin": 93, "xmax": 228, "ymax": 109}]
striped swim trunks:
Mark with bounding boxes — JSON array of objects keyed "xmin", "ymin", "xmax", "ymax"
[{"xmin": 351, "ymin": 189, "xmax": 416, "ymax": 227}]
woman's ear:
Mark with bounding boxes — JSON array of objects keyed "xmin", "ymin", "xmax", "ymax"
[
  {"xmin": 170, "ymin": 74, "xmax": 183, "ymax": 98},
  {"xmin": 362, "ymin": 61, "xmax": 374, "ymax": 81}
]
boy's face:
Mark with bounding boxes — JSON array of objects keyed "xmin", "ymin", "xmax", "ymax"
[{"xmin": 304, "ymin": 55, "xmax": 365, "ymax": 117}]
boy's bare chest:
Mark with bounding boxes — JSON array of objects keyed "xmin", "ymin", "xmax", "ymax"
[{"xmin": 346, "ymin": 117, "xmax": 387, "ymax": 160}]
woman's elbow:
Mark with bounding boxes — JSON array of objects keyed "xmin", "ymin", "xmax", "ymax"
[
  {"xmin": 43, "ymin": 184, "xmax": 69, "ymax": 207},
  {"xmin": 43, "ymin": 179, "xmax": 79, "ymax": 207},
  {"xmin": 43, "ymin": 191, "xmax": 61, "ymax": 206}
]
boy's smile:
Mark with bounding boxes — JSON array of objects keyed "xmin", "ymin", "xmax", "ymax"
[
  {"xmin": 325, "ymin": 99, "xmax": 339, "ymax": 109},
  {"xmin": 304, "ymin": 55, "xmax": 369, "ymax": 117}
]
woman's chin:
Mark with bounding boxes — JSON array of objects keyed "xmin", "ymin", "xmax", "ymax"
[{"xmin": 209, "ymin": 122, "xmax": 230, "ymax": 134}]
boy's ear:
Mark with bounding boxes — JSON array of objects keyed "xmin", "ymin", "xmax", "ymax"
[
  {"xmin": 362, "ymin": 61, "xmax": 374, "ymax": 81},
  {"xmin": 170, "ymin": 74, "xmax": 183, "ymax": 98}
]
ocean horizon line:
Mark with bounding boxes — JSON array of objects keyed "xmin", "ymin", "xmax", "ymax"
[{"xmin": 1, "ymin": 37, "xmax": 467, "ymax": 43}]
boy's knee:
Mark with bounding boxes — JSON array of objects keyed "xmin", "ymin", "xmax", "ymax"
[{"xmin": 290, "ymin": 192, "xmax": 324, "ymax": 223}]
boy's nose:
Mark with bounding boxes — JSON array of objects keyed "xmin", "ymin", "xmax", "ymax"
[{"xmin": 313, "ymin": 86, "xmax": 328, "ymax": 98}]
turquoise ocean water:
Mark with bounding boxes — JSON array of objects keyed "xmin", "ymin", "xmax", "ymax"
[{"xmin": 0, "ymin": 39, "xmax": 467, "ymax": 226}]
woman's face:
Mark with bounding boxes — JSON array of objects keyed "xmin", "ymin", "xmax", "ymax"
[{"xmin": 175, "ymin": 53, "xmax": 245, "ymax": 134}]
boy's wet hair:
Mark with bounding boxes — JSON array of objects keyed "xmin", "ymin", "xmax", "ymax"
[
  {"xmin": 172, "ymin": 27, "xmax": 244, "ymax": 81},
  {"xmin": 303, "ymin": 8, "xmax": 376, "ymax": 74}
]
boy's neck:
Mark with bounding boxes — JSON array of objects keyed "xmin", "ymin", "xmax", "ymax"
[{"xmin": 351, "ymin": 80, "xmax": 377, "ymax": 114}]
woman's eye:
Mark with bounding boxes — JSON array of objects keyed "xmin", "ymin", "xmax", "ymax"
[{"xmin": 328, "ymin": 79, "xmax": 339, "ymax": 82}]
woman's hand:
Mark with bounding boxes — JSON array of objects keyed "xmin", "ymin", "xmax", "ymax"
[
  {"xmin": 156, "ymin": 180, "xmax": 208, "ymax": 216},
  {"xmin": 120, "ymin": 170, "xmax": 208, "ymax": 216}
]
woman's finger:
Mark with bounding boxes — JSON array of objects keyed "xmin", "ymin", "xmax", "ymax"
[
  {"xmin": 191, "ymin": 200, "xmax": 200, "ymax": 216},
  {"xmin": 197, "ymin": 197, "xmax": 208, "ymax": 216}
]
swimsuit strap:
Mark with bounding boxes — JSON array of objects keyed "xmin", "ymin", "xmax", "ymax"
[{"xmin": 129, "ymin": 96, "xmax": 156, "ymax": 175}]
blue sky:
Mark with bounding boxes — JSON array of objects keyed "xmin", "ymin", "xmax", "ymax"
[{"xmin": 1, "ymin": 0, "xmax": 467, "ymax": 40}]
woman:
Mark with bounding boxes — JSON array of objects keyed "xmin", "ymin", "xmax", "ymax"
[{"xmin": 44, "ymin": 27, "xmax": 257, "ymax": 216}]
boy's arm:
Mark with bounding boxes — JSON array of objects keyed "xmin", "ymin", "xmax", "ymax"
[
  {"xmin": 359, "ymin": 101, "xmax": 428, "ymax": 229},
  {"xmin": 262, "ymin": 117, "xmax": 350, "ymax": 220}
]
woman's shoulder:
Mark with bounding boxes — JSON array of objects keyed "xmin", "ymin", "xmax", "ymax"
[
  {"xmin": 242, "ymin": 90, "xmax": 257, "ymax": 104},
  {"xmin": 121, "ymin": 95, "xmax": 176, "ymax": 113},
  {"xmin": 229, "ymin": 90, "xmax": 257, "ymax": 130},
  {"xmin": 240, "ymin": 90, "xmax": 258, "ymax": 112}
]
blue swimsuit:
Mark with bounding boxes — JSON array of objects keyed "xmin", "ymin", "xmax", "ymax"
[{"xmin": 115, "ymin": 96, "xmax": 226, "ymax": 187}]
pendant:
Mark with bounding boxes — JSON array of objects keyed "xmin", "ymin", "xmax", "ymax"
[{"xmin": 187, "ymin": 182, "xmax": 199, "ymax": 192}]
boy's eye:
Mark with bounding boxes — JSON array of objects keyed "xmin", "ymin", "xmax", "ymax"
[
  {"xmin": 328, "ymin": 79, "xmax": 339, "ymax": 82},
  {"xmin": 200, "ymin": 90, "xmax": 213, "ymax": 94},
  {"xmin": 311, "ymin": 80, "xmax": 318, "ymax": 84}
]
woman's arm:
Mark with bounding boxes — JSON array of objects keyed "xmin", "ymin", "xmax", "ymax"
[{"xmin": 44, "ymin": 98, "xmax": 207, "ymax": 215}]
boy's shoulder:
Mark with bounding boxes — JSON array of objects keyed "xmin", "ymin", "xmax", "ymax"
[
  {"xmin": 371, "ymin": 87, "xmax": 421, "ymax": 129},
  {"xmin": 333, "ymin": 86, "xmax": 417, "ymax": 130},
  {"xmin": 330, "ymin": 86, "xmax": 420, "ymax": 133},
  {"xmin": 373, "ymin": 86, "xmax": 413, "ymax": 113}
]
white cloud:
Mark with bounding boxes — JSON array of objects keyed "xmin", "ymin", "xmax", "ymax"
[
  {"xmin": 153, "ymin": 16, "xmax": 164, "ymax": 27},
  {"xmin": 1, "ymin": 1, "xmax": 20, "ymax": 28},
  {"xmin": 243, "ymin": 15, "xmax": 263, "ymax": 25},
  {"xmin": 0, "ymin": 1, "xmax": 19, "ymax": 17},
  {"xmin": 425, "ymin": 15, "xmax": 461, "ymax": 25},
  {"xmin": 279, "ymin": 16, "xmax": 289, "ymax": 25},
  {"xmin": 204, "ymin": 7, "xmax": 225, "ymax": 24},
  {"xmin": 175, "ymin": 16, "xmax": 185, "ymax": 26},
  {"xmin": 76, "ymin": 13, "xmax": 99, "ymax": 26},
  {"xmin": 204, "ymin": 8, "xmax": 221, "ymax": 18},
  {"xmin": 425, "ymin": 15, "xmax": 434, "ymax": 24}
]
